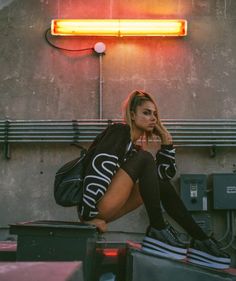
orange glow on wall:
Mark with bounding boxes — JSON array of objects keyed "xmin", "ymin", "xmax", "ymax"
[{"xmin": 51, "ymin": 19, "xmax": 187, "ymax": 37}]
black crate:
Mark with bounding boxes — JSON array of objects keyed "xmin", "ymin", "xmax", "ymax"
[{"xmin": 10, "ymin": 220, "xmax": 98, "ymax": 281}]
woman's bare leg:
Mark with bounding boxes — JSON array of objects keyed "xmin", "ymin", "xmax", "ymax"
[
  {"xmin": 96, "ymin": 168, "xmax": 141, "ymax": 221},
  {"xmin": 84, "ymin": 168, "xmax": 142, "ymax": 232},
  {"xmin": 101, "ymin": 182, "xmax": 143, "ymax": 222}
]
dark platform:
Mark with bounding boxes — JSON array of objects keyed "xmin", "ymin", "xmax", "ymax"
[{"xmin": 126, "ymin": 246, "xmax": 236, "ymax": 281}]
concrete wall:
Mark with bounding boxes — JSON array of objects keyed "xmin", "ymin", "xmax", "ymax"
[{"xmin": 0, "ymin": 0, "xmax": 236, "ymax": 263}]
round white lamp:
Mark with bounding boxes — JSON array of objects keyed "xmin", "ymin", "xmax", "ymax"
[{"xmin": 94, "ymin": 42, "xmax": 106, "ymax": 54}]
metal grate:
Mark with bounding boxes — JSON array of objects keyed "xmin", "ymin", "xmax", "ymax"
[{"xmin": 1, "ymin": 119, "xmax": 236, "ymax": 147}]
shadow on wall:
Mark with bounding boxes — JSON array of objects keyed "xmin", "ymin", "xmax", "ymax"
[{"xmin": 0, "ymin": 0, "xmax": 15, "ymax": 10}]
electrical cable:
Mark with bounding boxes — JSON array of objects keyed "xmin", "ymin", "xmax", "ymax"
[
  {"xmin": 226, "ymin": 210, "xmax": 235, "ymax": 249},
  {"xmin": 221, "ymin": 210, "xmax": 234, "ymax": 250},
  {"xmin": 218, "ymin": 210, "xmax": 231, "ymax": 242},
  {"xmin": 229, "ymin": 210, "xmax": 236, "ymax": 250},
  {"xmin": 44, "ymin": 28, "xmax": 94, "ymax": 52}
]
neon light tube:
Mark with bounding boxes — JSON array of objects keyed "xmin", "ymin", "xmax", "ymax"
[{"xmin": 51, "ymin": 19, "xmax": 187, "ymax": 37}]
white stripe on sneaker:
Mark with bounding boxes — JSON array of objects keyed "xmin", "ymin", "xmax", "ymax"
[
  {"xmin": 188, "ymin": 248, "xmax": 231, "ymax": 264},
  {"xmin": 142, "ymin": 244, "xmax": 186, "ymax": 260},
  {"xmin": 187, "ymin": 257, "xmax": 230, "ymax": 269},
  {"xmin": 188, "ymin": 253, "xmax": 230, "ymax": 269},
  {"xmin": 143, "ymin": 236, "xmax": 187, "ymax": 254},
  {"xmin": 142, "ymin": 241, "xmax": 186, "ymax": 259}
]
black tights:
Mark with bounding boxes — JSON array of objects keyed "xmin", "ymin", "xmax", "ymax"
[{"xmin": 121, "ymin": 150, "xmax": 207, "ymax": 240}]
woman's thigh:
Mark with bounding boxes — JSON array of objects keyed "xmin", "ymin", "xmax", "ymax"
[{"xmin": 97, "ymin": 168, "xmax": 136, "ymax": 220}]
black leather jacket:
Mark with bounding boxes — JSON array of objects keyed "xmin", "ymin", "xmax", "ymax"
[{"xmin": 79, "ymin": 123, "xmax": 177, "ymax": 219}]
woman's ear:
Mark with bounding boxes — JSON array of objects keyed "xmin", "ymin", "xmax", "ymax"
[{"xmin": 130, "ymin": 111, "xmax": 135, "ymax": 121}]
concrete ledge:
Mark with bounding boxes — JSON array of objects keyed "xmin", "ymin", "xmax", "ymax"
[
  {"xmin": 0, "ymin": 241, "xmax": 17, "ymax": 261},
  {"xmin": 0, "ymin": 262, "xmax": 84, "ymax": 281}
]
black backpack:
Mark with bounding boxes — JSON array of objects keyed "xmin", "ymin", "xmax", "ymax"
[
  {"xmin": 54, "ymin": 125, "xmax": 113, "ymax": 207},
  {"xmin": 54, "ymin": 149, "xmax": 87, "ymax": 207}
]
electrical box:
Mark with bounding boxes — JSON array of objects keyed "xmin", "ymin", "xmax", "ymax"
[
  {"xmin": 180, "ymin": 174, "xmax": 208, "ymax": 211},
  {"xmin": 212, "ymin": 173, "xmax": 236, "ymax": 210}
]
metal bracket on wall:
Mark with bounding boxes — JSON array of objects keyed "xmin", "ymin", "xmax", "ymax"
[
  {"xmin": 3, "ymin": 120, "xmax": 11, "ymax": 160},
  {"xmin": 210, "ymin": 145, "xmax": 217, "ymax": 158},
  {"xmin": 72, "ymin": 119, "xmax": 80, "ymax": 144},
  {"xmin": 71, "ymin": 119, "xmax": 87, "ymax": 155}
]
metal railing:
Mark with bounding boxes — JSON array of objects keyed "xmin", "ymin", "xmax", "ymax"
[{"xmin": 1, "ymin": 119, "xmax": 236, "ymax": 158}]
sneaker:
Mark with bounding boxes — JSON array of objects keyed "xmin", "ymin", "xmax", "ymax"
[
  {"xmin": 187, "ymin": 237, "xmax": 231, "ymax": 269},
  {"xmin": 142, "ymin": 225, "xmax": 187, "ymax": 260}
]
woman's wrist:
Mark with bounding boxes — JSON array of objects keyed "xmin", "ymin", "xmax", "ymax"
[{"xmin": 160, "ymin": 134, "xmax": 173, "ymax": 145}]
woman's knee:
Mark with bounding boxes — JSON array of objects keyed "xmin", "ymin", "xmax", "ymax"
[
  {"xmin": 135, "ymin": 150, "xmax": 156, "ymax": 169},
  {"xmin": 121, "ymin": 150, "xmax": 155, "ymax": 182},
  {"xmin": 138, "ymin": 150, "xmax": 154, "ymax": 162}
]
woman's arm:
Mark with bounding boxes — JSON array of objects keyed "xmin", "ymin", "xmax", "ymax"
[
  {"xmin": 153, "ymin": 118, "xmax": 176, "ymax": 180},
  {"xmin": 155, "ymin": 144, "xmax": 177, "ymax": 180}
]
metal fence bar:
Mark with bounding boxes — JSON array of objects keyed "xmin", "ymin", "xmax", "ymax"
[{"xmin": 1, "ymin": 119, "xmax": 236, "ymax": 147}]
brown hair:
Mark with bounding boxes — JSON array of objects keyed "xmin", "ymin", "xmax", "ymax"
[{"xmin": 123, "ymin": 90, "xmax": 159, "ymax": 142}]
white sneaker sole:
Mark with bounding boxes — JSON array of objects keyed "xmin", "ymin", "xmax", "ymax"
[
  {"xmin": 187, "ymin": 248, "xmax": 231, "ymax": 269},
  {"xmin": 142, "ymin": 236, "xmax": 187, "ymax": 260}
]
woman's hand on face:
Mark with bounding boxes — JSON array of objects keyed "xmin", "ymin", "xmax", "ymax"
[{"xmin": 154, "ymin": 119, "xmax": 173, "ymax": 145}]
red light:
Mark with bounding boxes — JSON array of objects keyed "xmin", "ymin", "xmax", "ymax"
[
  {"xmin": 51, "ymin": 19, "xmax": 187, "ymax": 37},
  {"xmin": 102, "ymin": 248, "xmax": 119, "ymax": 257}
]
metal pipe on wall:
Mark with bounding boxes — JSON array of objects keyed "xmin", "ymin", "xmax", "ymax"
[
  {"xmin": 93, "ymin": 42, "xmax": 106, "ymax": 119},
  {"xmin": 99, "ymin": 53, "xmax": 104, "ymax": 119}
]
